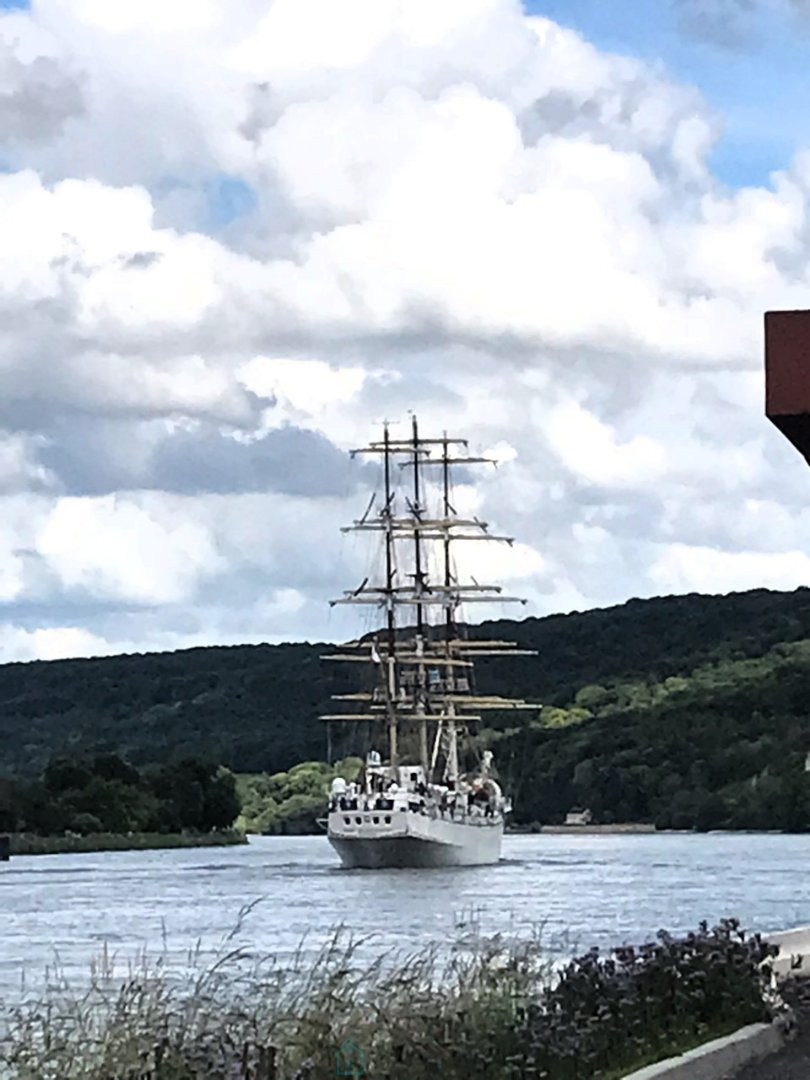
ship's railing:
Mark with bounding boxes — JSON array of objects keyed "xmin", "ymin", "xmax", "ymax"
[{"xmin": 329, "ymin": 793, "xmax": 503, "ymax": 824}]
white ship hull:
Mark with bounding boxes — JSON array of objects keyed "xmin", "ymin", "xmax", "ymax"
[{"xmin": 328, "ymin": 806, "xmax": 503, "ymax": 868}]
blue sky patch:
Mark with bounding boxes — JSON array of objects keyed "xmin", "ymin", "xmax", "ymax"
[
  {"xmin": 153, "ymin": 174, "xmax": 258, "ymax": 232},
  {"xmin": 525, "ymin": 0, "xmax": 810, "ymax": 190},
  {"xmin": 208, "ymin": 175, "xmax": 258, "ymax": 228}
]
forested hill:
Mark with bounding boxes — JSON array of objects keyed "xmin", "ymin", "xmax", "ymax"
[{"xmin": 6, "ymin": 586, "xmax": 810, "ymax": 829}]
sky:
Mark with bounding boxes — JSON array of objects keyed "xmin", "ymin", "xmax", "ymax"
[{"xmin": 2, "ymin": 0, "xmax": 810, "ymax": 661}]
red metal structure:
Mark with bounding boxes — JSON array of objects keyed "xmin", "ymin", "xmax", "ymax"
[{"xmin": 765, "ymin": 309, "xmax": 810, "ymax": 464}]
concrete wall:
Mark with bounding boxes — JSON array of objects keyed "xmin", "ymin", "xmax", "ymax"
[{"xmin": 623, "ymin": 1022, "xmax": 785, "ymax": 1079}]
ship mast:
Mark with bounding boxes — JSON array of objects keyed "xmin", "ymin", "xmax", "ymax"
[
  {"xmin": 382, "ymin": 422, "xmax": 398, "ymax": 768},
  {"xmin": 441, "ymin": 431, "xmax": 459, "ymax": 783},
  {"xmin": 411, "ymin": 415, "xmax": 429, "ymax": 774},
  {"xmin": 321, "ymin": 417, "xmax": 539, "ymax": 783}
]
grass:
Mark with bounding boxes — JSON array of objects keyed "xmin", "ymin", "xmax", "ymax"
[
  {"xmin": 3, "ymin": 921, "xmax": 548, "ymax": 1079},
  {"xmin": 8, "ymin": 829, "xmax": 247, "ymax": 856},
  {"xmin": 0, "ymin": 916, "xmax": 779, "ymax": 1079}
]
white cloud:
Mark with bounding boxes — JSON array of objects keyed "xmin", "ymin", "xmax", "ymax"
[
  {"xmin": 0, "ymin": 433, "xmax": 54, "ymax": 492},
  {"xmin": 0, "ymin": 170, "xmax": 263, "ymax": 425},
  {"xmin": 36, "ymin": 496, "xmax": 223, "ymax": 604},
  {"xmin": 239, "ymin": 356, "xmax": 369, "ymax": 438},
  {"xmin": 455, "ymin": 537, "xmax": 548, "ymax": 585},
  {"xmin": 649, "ymin": 543, "xmax": 810, "ymax": 595},
  {"xmin": 0, "ymin": 0, "xmax": 806, "ymax": 659},
  {"xmin": 67, "ymin": 0, "xmax": 222, "ymax": 35},
  {"xmin": 547, "ymin": 402, "xmax": 666, "ymax": 488}
]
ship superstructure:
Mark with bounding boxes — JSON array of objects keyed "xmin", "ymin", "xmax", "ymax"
[{"xmin": 321, "ymin": 417, "xmax": 539, "ymax": 868}]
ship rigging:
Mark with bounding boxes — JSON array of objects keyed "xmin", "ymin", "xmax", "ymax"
[{"xmin": 321, "ymin": 416, "xmax": 539, "ymax": 868}]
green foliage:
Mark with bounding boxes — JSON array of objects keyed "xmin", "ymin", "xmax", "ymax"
[
  {"xmin": 10, "ymin": 829, "xmax": 246, "ymax": 855},
  {"xmin": 3, "ymin": 920, "xmax": 778, "ymax": 1079},
  {"xmin": 0, "ymin": 585, "xmax": 801, "ymax": 781},
  {"xmin": 0, "ymin": 641, "xmax": 355, "ymax": 779},
  {"xmin": 504, "ymin": 635, "xmax": 810, "ymax": 829},
  {"xmin": 536, "ymin": 705, "xmax": 591, "ymax": 729},
  {"xmin": 149, "ymin": 758, "xmax": 241, "ymax": 832},
  {"xmin": 238, "ymin": 756, "xmax": 363, "ymax": 835},
  {"xmin": 7, "ymin": 754, "xmax": 240, "ymax": 837},
  {"xmin": 574, "ymin": 684, "xmax": 610, "ymax": 710},
  {"xmin": 6, "ymin": 586, "xmax": 810, "ymax": 830},
  {"xmin": 333, "ymin": 756, "xmax": 364, "ymax": 781}
]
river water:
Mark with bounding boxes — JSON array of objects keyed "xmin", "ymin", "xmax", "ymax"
[{"xmin": 2, "ymin": 833, "xmax": 810, "ymax": 1000}]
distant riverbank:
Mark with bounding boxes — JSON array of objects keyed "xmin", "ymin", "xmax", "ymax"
[
  {"xmin": 7, "ymin": 828, "xmax": 247, "ymax": 856},
  {"xmin": 508, "ymin": 822, "xmax": 657, "ymax": 834}
]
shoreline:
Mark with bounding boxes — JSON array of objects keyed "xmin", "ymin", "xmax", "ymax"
[
  {"xmin": 7, "ymin": 828, "xmax": 247, "ymax": 856},
  {"xmin": 537, "ymin": 823, "xmax": 657, "ymax": 834},
  {"xmin": 507, "ymin": 822, "xmax": 658, "ymax": 834}
]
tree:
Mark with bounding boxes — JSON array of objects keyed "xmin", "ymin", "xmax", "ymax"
[
  {"xmin": 201, "ymin": 767, "xmax": 240, "ymax": 831},
  {"xmin": 44, "ymin": 756, "xmax": 92, "ymax": 794},
  {"xmin": 574, "ymin": 685, "xmax": 611, "ymax": 710},
  {"xmin": 92, "ymin": 753, "xmax": 141, "ymax": 787}
]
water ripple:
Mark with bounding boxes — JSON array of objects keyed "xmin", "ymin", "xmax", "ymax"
[{"xmin": 3, "ymin": 833, "xmax": 810, "ymax": 998}]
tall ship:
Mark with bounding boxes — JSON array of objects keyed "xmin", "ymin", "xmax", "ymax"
[{"xmin": 321, "ymin": 417, "xmax": 538, "ymax": 869}]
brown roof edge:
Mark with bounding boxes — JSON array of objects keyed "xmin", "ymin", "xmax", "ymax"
[{"xmin": 765, "ymin": 309, "xmax": 810, "ymax": 464}]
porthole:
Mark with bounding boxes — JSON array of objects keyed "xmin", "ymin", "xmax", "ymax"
[
  {"xmin": 355, "ymin": 817, "xmax": 362, "ymax": 825},
  {"xmin": 384, "ymin": 816, "xmax": 391, "ymax": 825},
  {"xmin": 373, "ymin": 816, "xmax": 380, "ymax": 824},
  {"xmin": 343, "ymin": 817, "xmax": 350, "ymax": 825}
]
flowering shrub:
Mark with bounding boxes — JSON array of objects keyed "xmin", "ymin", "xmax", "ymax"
[{"xmin": 508, "ymin": 918, "xmax": 778, "ymax": 1079}]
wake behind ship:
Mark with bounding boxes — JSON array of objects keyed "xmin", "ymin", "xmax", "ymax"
[{"xmin": 321, "ymin": 417, "xmax": 540, "ymax": 869}]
